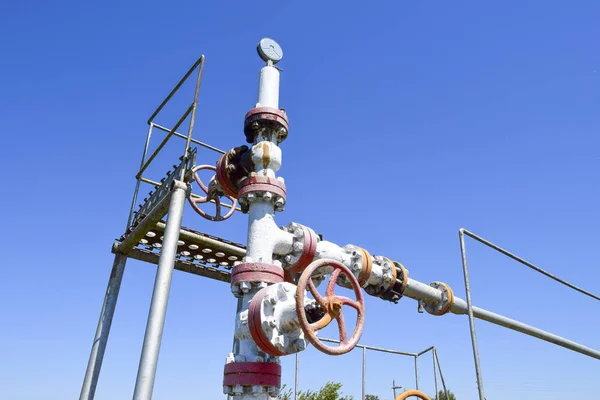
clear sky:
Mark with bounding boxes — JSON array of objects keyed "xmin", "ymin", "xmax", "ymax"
[{"xmin": 1, "ymin": 1, "xmax": 599, "ymax": 400}]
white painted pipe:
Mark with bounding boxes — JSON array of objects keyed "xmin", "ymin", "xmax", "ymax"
[{"xmin": 257, "ymin": 65, "xmax": 280, "ymax": 108}]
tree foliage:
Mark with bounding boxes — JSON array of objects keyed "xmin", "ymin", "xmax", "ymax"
[
  {"xmin": 430, "ymin": 390, "xmax": 456, "ymax": 400},
  {"xmin": 365, "ymin": 395, "xmax": 380, "ymax": 400},
  {"xmin": 278, "ymin": 382, "xmax": 354, "ymax": 400}
]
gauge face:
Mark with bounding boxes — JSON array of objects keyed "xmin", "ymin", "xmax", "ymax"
[{"xmin": 257, "ymin": 38, "xmax": 283, "ymax": 63}]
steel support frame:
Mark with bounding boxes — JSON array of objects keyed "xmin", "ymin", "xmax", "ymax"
[
  {"xmin": 309, "ymin": 338, "xmax": 446, "ymax": 400},
  {"xmin": 79, "ymin": 252, "xmax": 128, "ymax": 400},
  {"xmin": 132, "ymin": 181, "xmax": 188, "ymax": 399},
  {"xmin": 458, "ymin": 228, "xmax": 600, "ymax": 400},
  {"xmin": 80, "ymin": 54, "xmax": 206, "ymax": 400}
]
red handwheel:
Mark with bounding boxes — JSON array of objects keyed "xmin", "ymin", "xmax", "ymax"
[
  {"xmin": 295, "ymin": 259, "xmax": 365, "ymax": 355},
  {"xmin": 188, "ymin": 165, "xmax": 237, "ymax": 221}
]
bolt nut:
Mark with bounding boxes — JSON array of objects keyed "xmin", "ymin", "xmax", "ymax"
[
  {"xmin": 240, "ymin": 281, "xmax": 252, "ymax": 293},
  {"xmin": 263, "ymin": 192, "xmax": 273, "ymax": 201},
  {"xmin": 251, "ymin": 385, "xmax": 264, "ymax": 393},
  {"xmin": 293, "ymin": 242, "xmax": 304, "ymax": 252}
]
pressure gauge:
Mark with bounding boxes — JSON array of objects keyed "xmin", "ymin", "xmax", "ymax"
[{"xmin": 257, "ymin": 38, "xmax": 283, "ymax": 64}]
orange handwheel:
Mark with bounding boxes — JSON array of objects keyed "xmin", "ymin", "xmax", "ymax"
[{"xmin": 395, "ymin": 390, "xmax": 431, "ymax": 400}]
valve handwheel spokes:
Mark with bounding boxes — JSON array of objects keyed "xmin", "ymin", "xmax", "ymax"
[
  {"xmin": 188, "ymin": 165, "xmax": 237, "ymax": 221},
  {"xmin": 295, "ymin": 259, "xmax": 365, "ymax": 355}
]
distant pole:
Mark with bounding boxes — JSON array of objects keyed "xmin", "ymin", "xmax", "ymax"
[{"xmin": 294, "ymin": 353, "xmax": 299, "ymax": 400}]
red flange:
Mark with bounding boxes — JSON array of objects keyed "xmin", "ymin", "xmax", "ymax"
[
  {"xmin": 230, "ymin": 263, "xmax": 284, "ymax": 286},
  {"xmin": 238, "ymin": 175, "xmax": 287, "ymax": 200},
  {"xmin": 244, "ymin": 107, "xmax": 289, "ymax": 143},
  {"xmin": 223, "ymin": 361, "xmax": 281, "ymax": 388},
  {"xmin": 248, "ymin": 287, "xmax": 288, "ymax": 356},
  {"xmin": 285, "ymin": 225, "xmax": 318, "ymax": 282}
]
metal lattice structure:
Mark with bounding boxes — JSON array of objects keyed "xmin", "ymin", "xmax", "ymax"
[{"xmin": 79, "ymin": 41, "xmax": 600, "ymax": 400}]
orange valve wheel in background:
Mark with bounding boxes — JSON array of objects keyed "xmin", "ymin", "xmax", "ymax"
[{"xmin": 395, "ymin": 389, "xmax": 431, "ymax": 400}]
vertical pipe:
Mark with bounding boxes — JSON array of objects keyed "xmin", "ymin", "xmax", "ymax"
[
  {"xmin": 459, "ymin": 229, "xmax": 486, "ymax": 400},
  {"xmin": 414, "ymin": 356, "xmax": 419, "ymax": 390},
  {"xmin": 294, "ymin": 353, "xmax": 299, "ymax": 400},
  {"xmin": 392, "ymin": 380, "xmax": 397, "ymax": 399},
  {"xmin": 434, "ymin": 349, "xmax": 449, "ymax": 400},
  {"xmin": 433, "ymin": 350, "xmax": 438, "ymax": 400},
  {"xmin": 362, "ymin": 347, "xmax": 366, "ymax": 400},
  {"xmin": 79, "ymin": 252, "xmax": 127, "ymax": 400},
  {"xmin": 127, "ymin": 123, "xmax": 154, "ymax": 228},
  {"xmin": 132, "ymin": 182, "xmax": 187, "ymax": 400}
]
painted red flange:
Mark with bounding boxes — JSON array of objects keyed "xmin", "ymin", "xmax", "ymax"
[
  {"xmin": 295, "ymin": 259, "xmax": 365, "ymax": 356},
  {"xmin": 244, "ymin": 107, "xmax": 289, "ymax": 143},
  {"xmin": 188, "ymin": 165, "xmax": 237, "ymax": 221},
  {"xmin": 248, "ymin": 287, "xmax": 288, "ymax": 356},
  {"xmin": 284, "ymin": 225, "xmax": 318, "ymax": 284},
  {"xmin": 223, "ymin": 361, "xmax": 281, "ymax": 388},
  {"xmin": 238, "ymin": 175, "xmax": 287, "ymax": 200},
  {"xmin": 230, "ymin": 263, "xmax": 284, "ymax": 286}
]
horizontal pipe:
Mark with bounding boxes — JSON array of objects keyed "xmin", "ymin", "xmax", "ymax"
[
  {"xmin": 319, "ymin": 337, "xmax": 416, "ymax": 357},
  {"xmin": 401, "ymin": 278, "xmax": 600, "ymax": 361}
]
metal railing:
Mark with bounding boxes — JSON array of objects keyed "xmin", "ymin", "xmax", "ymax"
[
  {"xmin": 294, "ymin": 338, "xmax": 450, "ymax": 400},
  {"xmin": 126, "ymin": 55, "xmax": 209, "ymax": 228},
  {"xmin": 458, "ymin": 228, "xmax": 600, "ymax": 400}
]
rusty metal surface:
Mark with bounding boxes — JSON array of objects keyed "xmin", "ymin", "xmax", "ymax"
[{"xmin": 295, "ymin": 259, "xmax": 365, "ymax": 356}]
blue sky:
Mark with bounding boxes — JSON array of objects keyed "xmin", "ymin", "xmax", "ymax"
[{"xmin": 1, "ymin": 1, "xmax": 599, "ymax": 399}]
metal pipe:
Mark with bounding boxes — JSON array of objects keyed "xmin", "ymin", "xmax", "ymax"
[
  {"xmin": 132, "ymin": 181, "xmax": 187, "ymax": 400},
  {"xmin": 147, "ymin": 55, "xmax": 204, "ymax": 125},
  {"xmin": 461, "ymin": 229, "xmax": 600, "ymax": 302},
  {"xmin": 152, "ymin": 123, "xmax": 225, "ymax": 154},
  {"xmin": 79, "ymin": 252, "xmax": 127, "ymax": 400},
  {"xmin": 471, "ymin": 305, "xmax": 600, "ymax": 359},
  {"xmin": 458, "ymin": 230, "xmax": 485, "ymax": 400},
  {"xmin": 294, "ymin": 353, "xmax": 299, "ymax": 400},
  {"xmin": 127, "ymin": 123, "xmax": 154, "ymax": 228},
  {"xmin": 318, "ymin": 338, "xmax": 416, "ymax": 357},
  {"xmin": 433, "ymin": 350, "xmax": 438, "ymax": 400},
  {"xmin": 136, "ymin": 105, "xmax": 193, "ymax": 179},
  {"xmin": 417, "ymin": 346, "xmax": 434, "ymax": 357},
  {"xmin": 403, "ymin": 278, "xmax": 600, "ymax": 361},
  {"xmin": 181, "ymin": 55, "xmax": 204, "ymax": 180},
  {"xmin": 434, "ymin": 349, "xmax": 449, "ymax": 400},
  {"xmin": 414, "ymin": 356, "xmax": 419, "ymax": 390},
  {"xmin": 362, "ymin": 347, "xmax": 366, "ymax": 400}
]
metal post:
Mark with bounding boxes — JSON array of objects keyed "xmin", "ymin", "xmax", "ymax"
[
  {"xmin": 392, "ymin": 380, "xmax": 397, "ymax": 399},
  {"xmin": 362, "ymin": 347, "xmax": 366, "ymax": 400},
  {"xmin": 127, "ymin": 123, "xmax": 154, "ymax": 228},
  {"xmin": 79, "ymin": 252, "xmax": 127, "ymax": 400},
  {"xmin": 434, "ymin": 349, "xmax": 449, "ymax": 400},
  {"xmin": 433, "ymin": 350, "xmax": 438, "ymax": 400},
  {"xmin": 294, "ymin": 353, "xmax": 299, "ymax": 400},
  {"xmin": 414, "ymin": 355, "xmax": 419, "ymax": 390},
  {"xmin": 459, "ymin": 230, "xmax": 486, "ymax": 400},
  {"xmin": 132, "ymin": 181, "xmax": 187, "ymax": 400}
]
